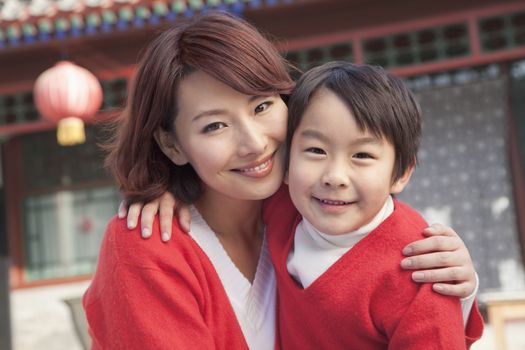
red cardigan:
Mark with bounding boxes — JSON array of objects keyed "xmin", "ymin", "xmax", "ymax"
[
  {"xmin": 83, "ymin": 216, "xmax": 249, "ymax": 350},
  {"xmin": 264, "ymin": 186, "xmax": 484, "ymax": 350}
]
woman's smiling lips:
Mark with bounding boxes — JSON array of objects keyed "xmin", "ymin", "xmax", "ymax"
[{"xmin": 232, "ymin": 153, "xmax": 275, "ymax": 178}]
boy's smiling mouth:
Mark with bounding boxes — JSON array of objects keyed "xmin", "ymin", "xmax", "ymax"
[{"xmin": 313, "ymin": 197, "xmax": 354, "ymax": 206}]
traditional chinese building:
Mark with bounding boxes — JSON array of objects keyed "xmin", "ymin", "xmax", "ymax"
[{"xmin": 1, "ymin": 0, "xmax": 524, "ymax": 295}]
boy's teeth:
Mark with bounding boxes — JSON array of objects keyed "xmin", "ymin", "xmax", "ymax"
[
  {"xmin": 239, "ymin": 158, "xmax": 270, "ymax": 172},
  {"xmin": 320, "ymin": 199, "xmax": 350, "ymax": 205}
]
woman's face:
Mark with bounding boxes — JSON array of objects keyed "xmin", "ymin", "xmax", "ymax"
[{"xmin": 162, "ymin": 71, "xmax": 288, "ymax": 201}]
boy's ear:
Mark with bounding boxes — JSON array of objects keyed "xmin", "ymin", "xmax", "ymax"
[
  {"xmin": 390, "ymin": 164, "xmax": 414, "ymax": 194},
  {"xmin": 154, "ymin": 128, "xmax": 189, "ymax": 166}
]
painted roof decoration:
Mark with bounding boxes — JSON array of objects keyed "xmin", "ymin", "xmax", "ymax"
[{"xmin": 0, "ymin": 0, "xmax": 294, "ymax": 49}]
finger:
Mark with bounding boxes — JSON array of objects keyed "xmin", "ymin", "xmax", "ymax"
[
  {"xmin": 432, "ymin": 282, "xmax": 475, "ymax": 298},
  {"xmin": 178, "ymin": 206, "xmax": 192, "ymax": 233},
  {"xmin": 159, "ymin": 210, "xmax": 174, "ymax": 242},
  {"xmin": 401, "ymin": 251, "xmax": 465, "ymax": 270},
  {"xmin": 422, "ymin": 223, "xmax": 458, "ymax": 237},
  {"xmin": 141, "ymin": 201, "xmax": 160, "ymax": 238},
  {"xmin": 159, "ymin": 193, "xmax": 176, "ymax": 242},
  {"xmin": 126, "ymin": 202, "xmax": 143, "ymax": 230},
  {"xmin": 118, "ymin": 200, "xmax": 128, "ymax": 219},
  {"xmin": 402, "ymin": 235, "xmax": 462, "ymax": 256},
  {"xmin": 410, "ymin": 266, "xmax": 467, "ymax": 283}
]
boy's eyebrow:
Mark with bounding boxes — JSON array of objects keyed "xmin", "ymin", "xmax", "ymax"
[
  {"xmin": 351, "ymin": 136, "xmax": 383, "ymax": 146},
  {"xmin": 300, "ymin": 129, "xmax": 330, "ymax": 142},
  {"xmin": 300, "ymin": 129, "xmax": 382, "ymax": 146}
]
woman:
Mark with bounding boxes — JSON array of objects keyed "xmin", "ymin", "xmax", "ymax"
[{"xmin": 84, "ymin": 12, "xmax": 481, "ymax": 350}]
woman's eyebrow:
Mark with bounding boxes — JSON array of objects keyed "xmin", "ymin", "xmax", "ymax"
[{"xmin": 192, "ymin": 109, "xmax": 228, "ymax": 122}]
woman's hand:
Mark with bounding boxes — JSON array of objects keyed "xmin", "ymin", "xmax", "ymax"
[
  {"xmin": 118, "ymin": 192, "xmax": 191, "ymax": 241},
  {"xmin": 401, "ymin": 223, "xmax": 476, "ymax": 298}
]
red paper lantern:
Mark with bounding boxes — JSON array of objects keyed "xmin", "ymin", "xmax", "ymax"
[{"xmin": 33, "ymin": 61, "xmax": 103, "ymax": 146}]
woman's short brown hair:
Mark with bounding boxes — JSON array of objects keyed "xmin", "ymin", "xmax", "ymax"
[
  {"xmin": 106, "ymin": 12, "xmax": 294, "ymax": 204},
  {"xmin": 287, "ymin": 62, "xmax": 421, "ymax": 183}
]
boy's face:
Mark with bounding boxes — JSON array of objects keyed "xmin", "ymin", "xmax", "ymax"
[{"xmin": 287, "ymin": 88, "xmax": 412, "ymax": 235}]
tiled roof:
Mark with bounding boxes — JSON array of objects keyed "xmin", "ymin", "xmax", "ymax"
[{"xmin": 0, "ymin": 0, "xmax": 294, "ymax": 49}]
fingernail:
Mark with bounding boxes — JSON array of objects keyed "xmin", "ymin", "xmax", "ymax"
[
  {"xmin": 426, "ymin": 226, "xmax": 437, "ymax": 233},
  {"xmin": 142, "ymin": 228, "xmax": 151, "ymax": 238},
  {"xmin": 433, "ymin": 284, "xmax": 444, "ymax": 292},
  {"xmin": 412, "ymin": 272, "xmax": 425, "ymax": 281},
  {"xmin": 402, "ymin": 246, "xmax": 413, "ymax": 255},
  {"xmin": 127, "ymin": 220, "xmax": 135, "ymax": 229},
  {"xmin": 118, "ymin": 210, "xmax": 126, "ymax": 219},
  {"xmin": 162, "ymin": 233, "xmax": 170, "ymax": 242},
  {"xmin": 401, "ymin": 259, "xmax": 413, "ymax": 268}
]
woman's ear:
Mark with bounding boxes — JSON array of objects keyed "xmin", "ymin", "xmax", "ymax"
[
  {"xmin": 154, "ymin": 128, "xmax": 188, "ymax": 165},
  {"xmin": 390, "ymin": 164, "xmax": 414, "ymax": 194}
]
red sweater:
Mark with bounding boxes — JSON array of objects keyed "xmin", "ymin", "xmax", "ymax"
[
  {"xmin": 83, "ymin": 216, "xmax": 249, "ymax": 350},
  {"xmin": 264, "ymin": 186, "xmax": 483, "ymax": 350}
]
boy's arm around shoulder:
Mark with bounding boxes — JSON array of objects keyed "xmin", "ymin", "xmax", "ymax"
[
  {"xmin": 382, "ymin": 282, "xmax": 466, "ymax": 350},
  {"xmin": 83, "ymin": 216, "xmax": 217, "ymax": 350},
  {"xmin": 379, "ymin": 200, "xmax": 478, "ymax": 349}
]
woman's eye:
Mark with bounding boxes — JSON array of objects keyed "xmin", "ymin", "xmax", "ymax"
[
  {"xmin": 354, "ymin": 152, "xmax": 372, "ymax": 159},
  {"xmin": 255, "ymin": 101, "xmax": 272, "ymax": 114},
  {"xmin": 306, "ymin": 147, "xmax": 326, "ymax": 155},
  {"xmin": 202, "ymin": 122, "xmax": 226, "ymax": 133}
]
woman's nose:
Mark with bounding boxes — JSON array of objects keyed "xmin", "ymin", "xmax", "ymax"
[{"xmin": 237, "ymin": 122, "xmax": 268, "ymax": 157}]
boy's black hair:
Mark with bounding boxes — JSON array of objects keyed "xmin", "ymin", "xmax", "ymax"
[{"xmin": 286, "ymin": 61, "xmax": 421, "ymax": 182}]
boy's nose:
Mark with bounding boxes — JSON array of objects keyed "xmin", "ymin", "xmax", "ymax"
[{"xmin": 322, "ymin": 162, "xmax": 350, "ymax": 188}]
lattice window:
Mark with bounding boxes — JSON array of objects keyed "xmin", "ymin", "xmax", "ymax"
[
  {"xmin": 0, "ymin": 78, "xmax": 129, "ymax": 126},
  {"xmin": 20, "ymin": 127, "xmax": 113, "ymax": 193},
  {"xmin": 23, "ymin": 186, "xmax": 120, "ymax": 281},
  {"xmin": 0, "ymin": 92, "xmax": 38, "ymax": 125},
  {"xmin": 363, "ymin": 23, "xmax": 470, "ymax": 68},
  {"xmin": 285, "ymin": 42, "xmax": 354, "ymax": 76},
  {"xmin": 479, "ymin": 11, "xmax": 525, "ymax": 52},
  {"xmin": 101, "ymin": 77, "xmax": 128, "ymax": 110}
]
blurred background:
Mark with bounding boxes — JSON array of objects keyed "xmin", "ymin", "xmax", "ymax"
[{"xmin": 0, "ymin": 0, "xmax": 524, "ymax": 349}]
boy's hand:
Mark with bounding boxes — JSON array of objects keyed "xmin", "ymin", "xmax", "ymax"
[
  {"xmin": 118, "ymin": 192, "xmax": 191, "ymax": 241},
  {"xmin": 400, "ymin": 223, "xmax": 476, "ymax": 298}
]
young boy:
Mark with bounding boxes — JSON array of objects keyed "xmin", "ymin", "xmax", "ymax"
[{"xmin": 264, "ymin": 62, "xmax": 482, "ymax": 349}]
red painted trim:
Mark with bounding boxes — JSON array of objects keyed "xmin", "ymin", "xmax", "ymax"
[
  {"xmin": 4, "ymin": 138, "xmax": 25, "ymax": 288},
  {"xmin": 94, "ymin": 65, "xmax": 135, "ymax": 81},
  {"xmin": 352, "ymin": 36, "xmax": 364, "ymax": 65},
  {"xmin": 278, "ymin": 1, "xmax": 525, "ymax": 52},
  {"xmin": 0, "ymin": 81, "xmax": 35, "ymax": 95},
  {"xmin": 389, "ymin": 46, "xmax": 525, "ymax": 77},
  {"xmin": 0, "ymin": 65, "xmax": 134, "ymax": 95},
  {"xmin": 0, "ymin": 121, "xmax": 55, "ymax": 137},
  {"xmin": 13, "ymin": 274, "xmax": 92, "ymax": 290},
  {"xmin": 0, "ymin": 108, "xmax": 120, "ymax": 138},
  {"xmin": 468, "ymin": 15, "xmax": 481, "ymax": 57}
]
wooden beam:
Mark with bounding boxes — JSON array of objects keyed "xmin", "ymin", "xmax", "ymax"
[{"xmin": 0, "ymin": 143, "xmax": 13, "ymax": 350}]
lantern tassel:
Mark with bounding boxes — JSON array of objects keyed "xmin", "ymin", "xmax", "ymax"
[{"xmin": 57, "ymin": 117, "xmax": 86, "ymax": 146}]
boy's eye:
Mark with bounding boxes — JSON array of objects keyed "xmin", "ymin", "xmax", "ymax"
[
  {"xmin": 202, "ymin": 122, "xmax": 226, "ymax": 133},
  {"xmin": 353, "ymin": 152, "xmax": 373, "ymax": 159},
  {"xmin": 255, "ymin": 101, "xmax": 272, "ymax": 114},
  {"xmin": 305, "ymin": 147, "xmax": 326, "ymax": 155}
]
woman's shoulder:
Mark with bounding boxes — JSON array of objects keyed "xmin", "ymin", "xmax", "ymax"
[{"xmin": 101, "ymin": 215, "xmax": 204, "ymax": 271}]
